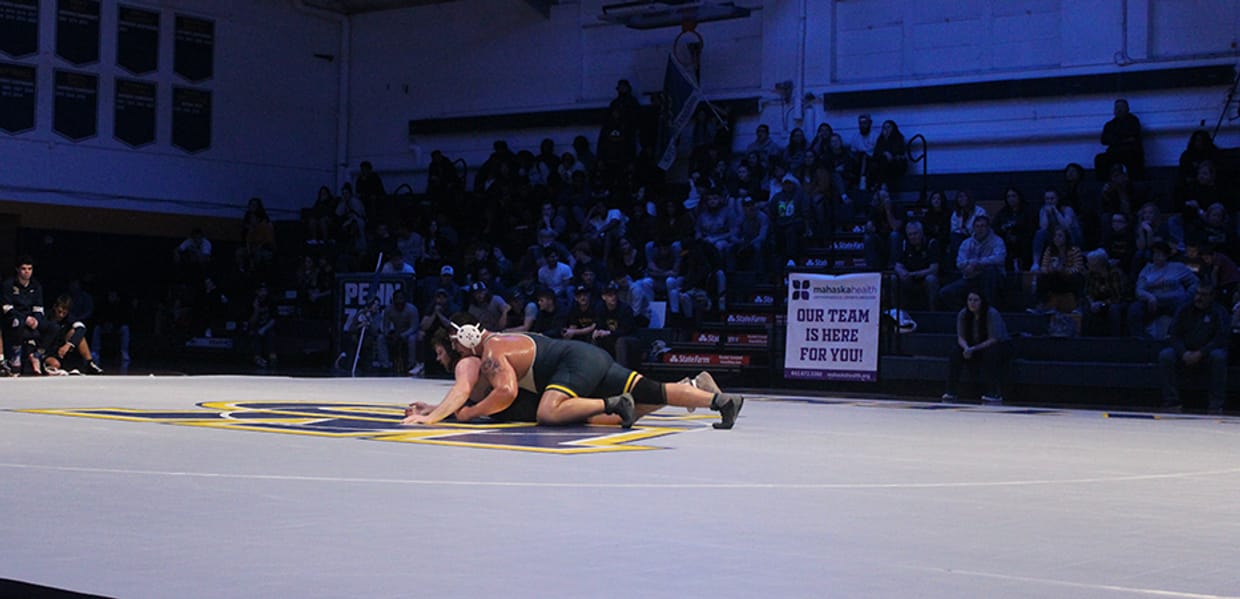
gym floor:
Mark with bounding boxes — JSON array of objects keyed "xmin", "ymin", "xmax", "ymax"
[{"xmin": 2, "ymin": 375, "xmax": 1238, "ymax": 598}]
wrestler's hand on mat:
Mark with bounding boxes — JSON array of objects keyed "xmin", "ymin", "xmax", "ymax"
[{"xmin": 401, "ymin": 413, "xmax": 433, "ymax": 425}]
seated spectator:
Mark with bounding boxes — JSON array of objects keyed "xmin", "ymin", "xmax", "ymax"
[
  {"xmin": 382, "ymin": 290, "xmax": 421, "ymax": 376},
  {"xmin": 1129, "ymin": 242, "xmax": 1197, "ymax": 338},
  {"xmin": 381, "ymin": 250, "xmax": 415, "ymax": 275},
  {"xmin": 781, "ymin": 127, "xmax": 809, "ymax": 181},
  {"xmin": 240, "ymin": 198, "xmax": 277, "ymax": 279},
  {"xmin": 808, "ymin": 122, "xmax": 834, "ymax": 167},
  {"xmin": 942, "ymin": 291, "xmax": 1011, "ymax": 405},
  {"xmin": 863, "ymin": 185, "xmax": 903, "ymax": 270},
  {"xmin": 580, "ymin": 200, "xmax": 626, "ymax": 260},
  {"xmin": 695, "ymin": 187, "xmax": 739, "ymax": 259},
  {"xmin": 871, "ymin": 119, "xmax": 908, "ymax": 192},
  {"xmin": 607, "ymin": 236, "xmax": 654, "ymax": 322},
  {"xmin": 419, "ymin": 286, "xmax": 459, "ymax": 374},
  {"xmin": 646, "ymin": 235, "xmax": 688, "ymax": 320},
  {"xmin": 1035, "ymin": 225, "xmax": 1085, "ymax": 314},
  {"xmin": 948, "ymin": 190, "xmax": 987, "ymax": 266},
  {"xmin": 593, "ymin": 282, "xmax": 639, "ymax": 368},
  {"xmin": 465, "ymin": 281, "xmax": 510, "ymax": 333},
  {"xmin": 335, "ymin": 183, "xmax": 367, "ymax": 257},
  {"xmin": 1032, "ymin": 188, "xmax": 1082, "ymax": 267},
  {"xmin": 420, "ymin": 264, "xmax": 462, "ymax": 309},
  {"xmin": 728, "ymin": 162, "xmax": 766, "ymax": 205},
  {"xmin": 1134, "ymin": 202, "xmax": 1173, "ymax": 270},
  {"xmin": 173, "ymin": 228, "xmax": 212, "ymax": 275},
  {"xmin": 992, "ymin": 187, "xmax": 1035, "ymax": 272},
  {"xmin": 745, "ymin": 123, "xmax": 782, "ymax": 170},
  {"xmin": 537, "ymin": 247, "xmax": 575, "ymax": 307},
  {"xmin": 820, "ymin": 133, "xmax": 859, "ymax": 216},
  {"xmin": 1190, "ymin": 202, "xmax": 1237, "ymax": 258},
  {"xmin": 505, "ymin": 287, "xmax": 564, "ymax": 337},
  {"xmin": 1083, "ymin": 249, "xmax": 1132, "ymax": 337},
  {"xmin": 920, "ymin": 190, "xmax": 952, "ymax": 260},
  {"xmin": 3, "ymin": 255, "xmax": 45, "ymax": 373},
  {"xmin": 39, "ymin": 295, "xmax": 103, "ymax": 375},
  {"xmin": 562, "ymin": 285, "xmax": 601, "ymax": 342},
  {"xmin": 1097, "ymin": 162, "xmax": 1145, "ymax": 220},
  {"xmin": 245, "ymin": 283, "xmax": 277, "ymax": 369},
  {"xmin": 303, "ymin": 185, "xmax": 336, "ymax": 245},
  {"xmin": 731, "ymin": 194, "xmax": 770, "ymax": 273},
  {"xmin": 394, "ymin": 222, "xmax": 426, "ymax": 270},
  {"xmin": 1158, "ymin": 284, "xmax": 1230, "ymax": 414},
  {"xmin": 848, "ymin": 114, "xmax": 878, "ymax": 185},
  {"xmin": 680, "ymin": 237, "xmax": 727, "ymax": 317},
  {"xmin": 1173, "ymin": 161, "xmax": 1228, "ymax": 239},
  {"xmin": 1196, "ymin": 243, "xmax": 1240, "ymax": 306},
  {"xmin": 344, "ymin": 295, "xmax": 386, "ymax": 372},
  {"xmin": 894, "ymin": 220, "xmax": 940, "ymax": 310},
  {"xmin": 1177, "ymin": 130, "xmax": 1223, "ymax": 196},
  {"xmin": 1094, "ymin": 98, "xmax": 1144, "ymax": 180},
  {"xmin": 1099, "ymin": 211, "xmax": 1137, "ymax": 270},
  {"xmin": 939, "ymin": 215, "xmax": 1006, "ymax": 310},
  {"xmin": 768, "ymin": 174, "xmax": 813, "ymax": 266}
]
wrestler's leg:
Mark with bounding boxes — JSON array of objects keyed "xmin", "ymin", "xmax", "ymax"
[
  {"xmin": 636, "ymin": 374, "xmax": 744, "ymax": 430},
  {"xmin": 587, "ymin": 403, "xmax": 661, "ymax": 426},
  {"xmin": 535, "ymin": 388, "xmax": 608, "ymax": 425}
]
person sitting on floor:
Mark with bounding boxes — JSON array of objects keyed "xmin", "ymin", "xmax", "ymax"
[{"xmin": 39, "ymin": 295, "xmax": 104, "ymax": 375}]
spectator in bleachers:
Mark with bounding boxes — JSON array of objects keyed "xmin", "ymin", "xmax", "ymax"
[
  {"xmin": 355, "ymin": 161, "xmax": 387, "ymax": 221},
  {"xmin": 594, "ymin": 281, "xmax": 639, "ymax": 368},
  {"xmin": 382, "ymin": 289, "xmax": 421, "ymax": 376},
  {"xmin": 1084, "ymin": 249, "xmax": 1132, "ymax": 337},
  {"xmin": 469, "ymin": 259, "xmax": 509, "ymax": 303},
  {"xmin": 380, "ymin": 250, "xmax": 414, "ymax": 275},
  {"xmin": 1098, "ymin": 162, "xmax": 1144, "ymax": 221},
  {"xmin": 1134, "ymin": 202, "xmax": 1173, "ymax": 270},
  {"xmin": 562, "ymin": 284, "xmax": 601, "ymax": 342},
  {"xmin": 863, "ymin": 184, "xmax": 903, "ymax": 270},
  {"xmin": 303, "ymin": 185, "xmax": 336, "ymax": 245},
  {"xmin": 1035, "ymin": 225, "xmax": 1086, "ymax": 315},
  {"xmin": 1032, "ymin": 188, "xmax": 1082, "ymax": 270},
  {"xmin": 465, "ymin": 281, "xmax": 510, "ymax": 334},
  {"xmin": 769, "ymin": 174, "xmax": 812, "ymax": 267},
  {"xmin": 303, "ymin": 256, "xmax": 334, "ymax": 318},
  {"xmin": 192, "ymin": 275, "xmax": 229, "ymax": 338},
  {"xmin": 335, "ymin": 184, "xmax": 367, "ymax": 260},
  {"xmin": 728, "ymin": 162, "xmax": 764, "ymax": 205},
  {"xmin": 174, "ymin": 228, "xmax": 212, "ymax": 276},
  {"xmin": 848, "ymin": 114, "xmax": 878, "ymax": 186},
  {"xmin": 535, "ymin": 200, "xmax": 570, "ymax": 242},
  {"xmin": 1100, "ymin": 211, "xmax": 1137, "ymax": 271},
  {"xmin": 1129, "ymin": 242, "xmax": 1197, "ymax": 338},
  {"xmin": 1177, "ymin": 130, "xmax": 1223, "ymax": 197},
  {"xmin": 739, "ymin": 151, "xmax": 769, "ymax": 198},
  {"xmin": 39, "ymin": 294, "xmax": 103, "ymax": 375},
  {"xmin": 730, "ymin": 193, "xmax": 770, "ymax": 274},
  {"xmin": 948, "ymin": 190, "xmax": 987, "ymax": 266},
  {"xmin": 782, "ymin": 128, "xmax": 809, "ymax": 181},
  {"xmin": 3, "ymin": 255, "xmax": 45, "ymax": 373},
  {"xmin": 992, "ymin": 187, "xmax": 1036, "ymax": 272},
  {"xmin": 821, "ymin": 133, "xmax": 859, "ymax": 214},
  {"xmin": 695, "ymin": 186, "xmax": 739, "ymax": 258},
  {"xmin": 580, "ymin": 201, "xmax": 626, "ymax": 261},
  {"xmin": 920, "ymin": 190, "xmax": 952, "ymax": 260},
  {"xmin": 942, "ymin": 291, "xmax": 1010, "ymax": 405},
  {"xmin": 239, "ymin": 198, "xmax": 277, "ymax": 279},
  {"xmin": 871, "ymin": 119, "xmax": 908, "ymax": 193},
  {"xmin": 537, "ymin": 246, "xmax": 574, "ymax": 307},
  {"xmin": 651, "ymin": 196, "xmax": 696, "ymax": 245},
  {"xmin": 745, "ymin": 124, "xmax": 782, "ymax": 170},
  {"xmin": 420, "ymin": 264, "xmax": 461, "ymax": 309},
  {"xmin": 607, "ymin": 236, "xmax": 654, "ymax": 323},
  {"xmin": 1196, "ymin": 243, "xmax": 1240, "ymax": 307},
  {"xmin": 939, "ymin": 215, "xmax": 1006, "ymax": 310},
  {"xmin": 894, "ymin": 220, "xmax": 940, "ymax": 310},
  {"xmin": 245, "ymin": 282, "xmax": 277, "ymax": 369},
  {"xmin": 680, "ymin": 236, "xmax": 727, "ymax": 316},
  {"xmin": 394, "ymin": 222, "xmax": 426, "ymax": 272},
  {"xmin": 1158, "ymin": 283, "xmax": 1230, "ymax": 414},
  {"xmin": 558, "ymin": 152, "xmax": 585, "ymax": 185},
  {"xmin": 1191, "ymin": 203, "xmax": 1238, "ymax": 258},
  {"xmin": 572, "ymin": 135, "xmax": 596, "ymax": 175},
  {"xmin": 1175, "ymin": 161, "xmax": 1230, "ymax": 238},
  {"xmin": 537, "ymin": 138, "xmax": 561, "ymax": 187},
  {"xmin": 808, "ymin": 122, "xmax": 834, "ymax": 166},
  {"xmin": 369, "ymin": 223, "xmax": 398, "ymax": 265},
  {"xmin": 505, "ymin": 287, "xmax": 564, "ymax": 337},
  {"xmin": 474, "ymin": 140, "xmax": 515, "ymax": 195},
  {"xmin": 419, "ymin": 287, "xmax": 459, "ymax": 373},
  {"xmin": 646, "ymin": 235, "xmax": 688, "ymax": 320},
  {"xmin": 1094, "ymin": 98, "xmax": 1144, "ymax": 180},
  {"xmin": 92, "ymin": 289, "xmax": 132, "ymax": 364},
  {"xmin": 426, "ymin": 150, "xmax": 463, "ymax": 202}
]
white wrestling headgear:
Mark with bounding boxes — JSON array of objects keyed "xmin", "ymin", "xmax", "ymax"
[{"xmin": 449, "ymin": 321, "xmax": 485, "ymax": 350}]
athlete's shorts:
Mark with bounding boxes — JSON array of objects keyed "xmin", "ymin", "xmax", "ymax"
[{"xmin": 527, "ymin": 335, "xmax": 643, "ymax": 402}]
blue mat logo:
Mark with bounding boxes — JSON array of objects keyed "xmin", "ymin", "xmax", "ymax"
[{"xmin": 18, "ymin": 401, "xmax": 710, "ymax": 454}]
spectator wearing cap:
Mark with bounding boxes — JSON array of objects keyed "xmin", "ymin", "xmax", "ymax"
[
  {"xmin": 466, "ymin": 281, "xmax": 510, "ymax": 333},
  {"xmin": 594, "ymin": 282, "xmax": 639, "ymax": 367},
  {"xmin": 506, "ymin": 287, "xmax": 565, "ymax": 337},
  {"xmin": 421, "ymin": 264, "xmax": 461, "ymax": 308},
  {"xmin": 563, "ymin": 284, "xmax": 602, "ymax": 342},
  {"xmin": 768, "ymin": 173, "xmax": 812, "ymax": 266},
  {"xmin": 731, "ymin": 193, "xmax": 770, "ymax": 272},
  {"xmin": 419, "ymin": 286, "xmax": 459, "ymax": 375}
]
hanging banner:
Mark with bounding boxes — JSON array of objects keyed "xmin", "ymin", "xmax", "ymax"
[
  {"xmin": 114, "ymin": 78, "xmax": 155, "ymax": 147},
  {"xmin": 0, "ymin": 0, "xmax": 39, "ymax": 58},
  {"xmin": 117, "ymin": 5, "xmax": 158, "ymax": 74},
  {"xmin": 172, "ymin": 86, "xmax": 211, "ymax": 152},
  {"xmin": 174, "ymin": 14, "xmax": 213, "ymax": 82},
  {"xmin": 784, "ymin": 272, "xmax": 881, "ymax": 382},
  {"xmin": 0, "ymin": 62, "xmax": 36, "ymax": 134},
  {"xmin": 53, "ymin": 69, "xmax": 98, "ymax": 141},
  {"xmin": 334, "ymin": 273, "xmax": 415, "ymax": 362},
  {"xmin": 56, "ymin": 0, "xmax": 100, "ymax": 65},
  {"xmin": 656, "ymin": 53, "xmax": 701, "ymax": 171}
]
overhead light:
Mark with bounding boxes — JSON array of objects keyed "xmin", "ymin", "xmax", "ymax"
[{"xmin": 599, "ymin": 1, "xmax": 751, "ymax": 30}]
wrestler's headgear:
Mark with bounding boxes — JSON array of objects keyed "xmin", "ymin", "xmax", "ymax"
[{"xmin": 448, "ymin": 321, "xmax": 485, "ymax": 350}]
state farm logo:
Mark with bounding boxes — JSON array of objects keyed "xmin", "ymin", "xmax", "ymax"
[
  {"xmin": 666, "ymin": 354, "xmax": 713, "ymax": 364},
  {"xmin": 727, "ymin": 313, "xmax": 772, "ymax": 323}
]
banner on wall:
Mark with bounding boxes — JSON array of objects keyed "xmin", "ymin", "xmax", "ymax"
[
  {"xmin": 114, "ymin": 78, "xmax": 155, "ymax": 147},
  {"xmin": 0, "ymin": 0, "xmax": 39, "ymax": 58},
  {"xmin": 0, "ymin": 62, "xmax": 36, "ymax": 134},
  {"xmin": 172, "ymin": 86, "xmax": 211, "ymax": 152},
  {"xmin": 56, "ymin": 0, "xmax": 100, "ymax": 65},
  {"xmin": 117, "ymin": 5, "xmax": 158, "ymax": 74},
  {"xmin": 783, "ymin": 272, "xmax": 881, "ymax": 382},
  {"xmin": 53, "ymin": 69, "xmax": 98, "ymax": 141},
  {"xmin": 174, "ymin": 15, "xmax": 213, "ymax": 82}
]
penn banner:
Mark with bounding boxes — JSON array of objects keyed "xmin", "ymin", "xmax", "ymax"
[
  {"xmin": 117, "ymin": 5, "xmax": 158, "ymax": 74},
  {"xmin": 784, "ymin": 272, "xmax": 881, "ymax": 382},
  {"xmin": 171, "ymin": 86, "xmax": 210, "ymax": 152},
  {"xmin": 334, "ymin": 273, "xmax": 415, "ymax": 359},
  {"xmin": 174, "ymin": 14, "xmax": 213, "ymax": 82},
  {"xmin": 0, "ymin": 0, "xmax": 39, "ymax": 58},
  {"xmin": 0, "ymin": 62, "xmax": 36, "ymax": 134},
  {"xmin": 114, "ymin": 78, "xmax": 155, "ymax": 147},
  {"xmin": 53, "ymin": 69, "xmax": 98, "ymax": 141},
  {"xmin": 56, "ymin": 0, "xmax": 100, "ymax": 65}
]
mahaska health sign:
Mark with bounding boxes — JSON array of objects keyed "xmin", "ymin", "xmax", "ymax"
[{"xmin": 784, "ymin": 272, "xmax": 881, "ymax": 382}]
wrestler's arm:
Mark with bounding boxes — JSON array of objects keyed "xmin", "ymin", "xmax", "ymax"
[
  {"xmin": 401, "ymin": 357, "xmax": 480, "ymax": 425},
  {"xmin": 455, "ymin": 346, "xmax": 519, "ymax": 421}
]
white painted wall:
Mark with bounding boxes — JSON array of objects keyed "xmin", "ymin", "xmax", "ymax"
[
  {"xmin": 0, "ymin": 0, "xmax": 341, "ymax": 218},
  {"xmin": 348, "ymin": 0, "xmax": 1240, "ymax": 191}
]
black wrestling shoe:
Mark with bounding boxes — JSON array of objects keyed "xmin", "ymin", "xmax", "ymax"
[
  {"xmin": 84, "ymin": 361, "xmax": 105, "ymax": 375},
  {"xmin": 0, "ymin": 360, "xmax": 12, "ymax": 377},
  {"xmin": 603, "ymin": 392, "xmax": 637, "ymax": 429},
  {"xmin": 710, "ymin": 393, "xmax": 744, "ymax": 430}
]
